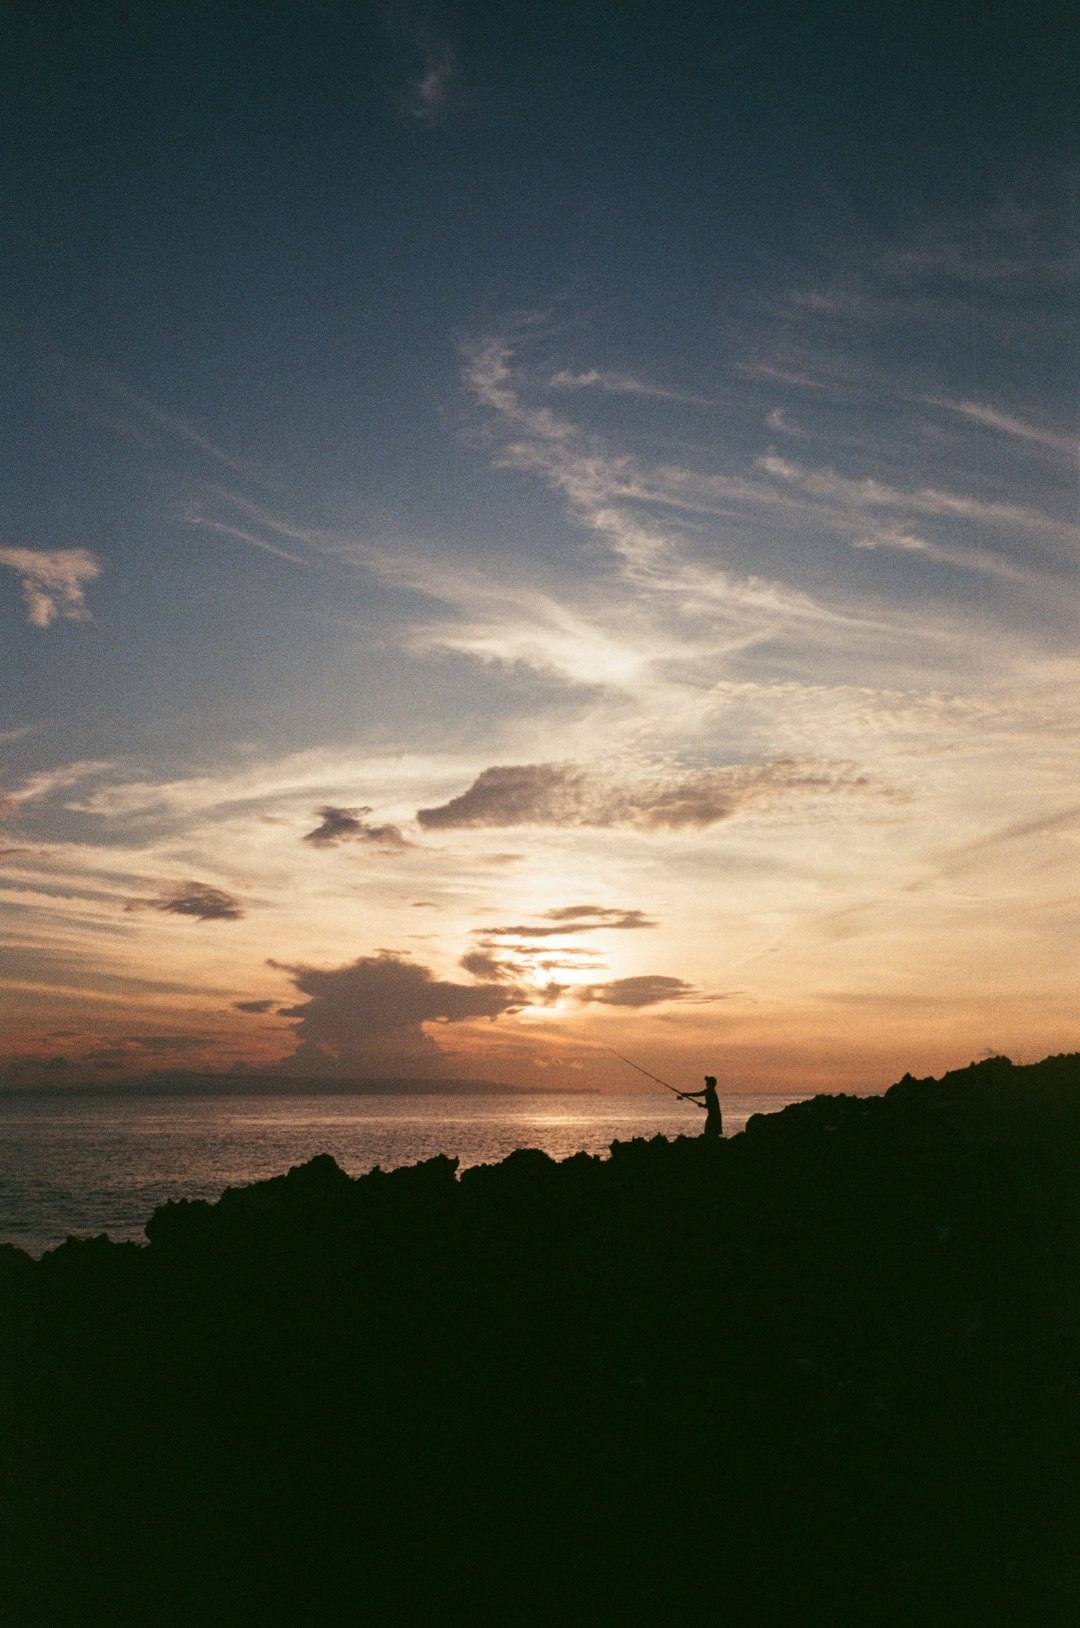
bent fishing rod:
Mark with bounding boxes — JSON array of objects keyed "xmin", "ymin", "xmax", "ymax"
[{"xmin": 605, "ymin": 1047, "xmax": 701, "ymax": 1105}]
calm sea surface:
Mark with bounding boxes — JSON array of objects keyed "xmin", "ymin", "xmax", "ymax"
[{"xmin": 0, "ymin": 1089, "xmax": 815, "ymax": 1257}]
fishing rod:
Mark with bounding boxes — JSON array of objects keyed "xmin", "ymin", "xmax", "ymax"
[{"xmin": 605, "ymin": 1047, "xmax": 700, "ymax": 1105}]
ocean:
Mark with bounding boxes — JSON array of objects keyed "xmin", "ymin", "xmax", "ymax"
[{"xmin": 0, "ymin": 1088, "xmax": 816, "ymax": 1256}]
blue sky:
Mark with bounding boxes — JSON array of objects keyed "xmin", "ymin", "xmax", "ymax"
[{"xmin": 1, "ymin": 2, "xmax": 1076, "ymax": 1091}]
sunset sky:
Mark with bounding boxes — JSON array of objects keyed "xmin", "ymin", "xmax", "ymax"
[{"xmin": 1, "ymin": 2, "xmax": 1076, "ymax": 1094}]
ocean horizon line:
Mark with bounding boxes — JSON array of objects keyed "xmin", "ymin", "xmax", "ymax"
[{"xmin": 0, "ymin": 1074, "xmax": 609, "ymax": 1099}]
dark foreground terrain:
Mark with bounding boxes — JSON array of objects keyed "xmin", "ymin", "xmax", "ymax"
[{"xmin": 2, "ymin": 1055, "xmax": 1079, "ymax": 1626}]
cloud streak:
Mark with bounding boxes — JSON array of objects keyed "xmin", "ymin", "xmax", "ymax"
[
  {"xmin": 549, "ymin": 369, "xmax": 717, "ymax": 407},
  {"xmin": 7, "ymin": 760, "xmax": 115, "ymax": 809},
  {"xmin": 575, "ymin": 975, "xmax": 698, "ymax": 1007},
  {"xmin": 477, "ymin": 906, "xmax": 656, "ymax": 939},
  {"xmin": 757, "ymin": 454, "xmax": 1077, "ymax": 550},
  {"xmin": 926, "ymin": 398, "xmax": 1077, "ymax": 457},
  {"xmin": 60, "ymin": 749, "xmax": 440, "ymax": 823},
  {"xmin": 851, "ymin": 527, "xmax": 1031, "ymax": 584},
  {"xmin": 459, "ymin": 325, "xmax": 1077, "ymax": 690}
]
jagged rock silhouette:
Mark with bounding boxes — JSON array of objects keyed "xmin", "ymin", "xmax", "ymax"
[{"xmin": 2, "ymin": 1054, "xmax": 1078, "ymax": 1626}]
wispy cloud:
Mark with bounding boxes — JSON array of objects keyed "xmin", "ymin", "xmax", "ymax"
[
  {"xmin": 461, "ymin": 330, "xmax": 1060, "ymax": 647},
  {"xmin": 549, "ymin": 369, "xmax": 717, "ymax": 407},
  {"xmin": 9, "ymin": 761, "xmax": 114, "ymax": 805},
  {"xmin": 388, "ymin": 7, "xmax": 458, "ymax": 125},
  {"xmin": 478, "ymin": 905, "xmax": 657, "ymax": 937},
  {"xmin": 106, "ymin": 379, "xmax": 258, "ymax": 477},
  {"xmin": 452, "ymin": 331, "xmax": 888, "ymax": 679},
  {"xmin": 924, "ymin": 803, "xmax": 1080, "ymax": 881},
  {"xmin": 575, "ymin": 975, "xmax": 699, "ymax": 1007},
  {"xmin": 25, "ymin": 341, "xmax": 262, "ymax": 481},
  {"xmin": 736, "ymin": 360, "xmax": 827, "ymax": 390},
  {"xmin": 924, "ymin": 397, "xmax": 1076, "ymax": 458},
  {"xmin": 756, "ymin": 454, "xmax": 1077, "ymax": 549},
  {"xmin": 182, "ymin": 485, "xmax": 338, "ymax": 566},
  {"xmin": 405, "ymin": 41, "xmax": 455, "ymax": 121},
  {"xmin": 395, "ymin": 564, "xmax": 661, "ymax": 689},
  {"xmin": 0, "ymin": 547, "xmax": 102, "ymax": 628},
  {"xmin": 875, "ymin": 221, "xmax": 1080, "ymax": 287},
  {"xmin": 125, "ymin": 881, "xmax": 245, "ymax": 921},
  {"xmin": 544, "ymin": 905, "xmax": 654, "ymax": 927},
  {"xmin": 61, "ymin": 749, "xmax": 442, "ymax": 823},
  {"xmin": 185, "ymin": 517, "xmax": 309, "ymax": 568},
  {"xmin": 766, "ymin": 407, "xmax": 798, "ymax": 436},
  {"xmin": 851, "ymin": 527, "xmax": 1031, "ymax": 584}
]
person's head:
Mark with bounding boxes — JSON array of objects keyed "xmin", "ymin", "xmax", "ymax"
[{"xmin": 704, "ymin": 1075, "xmax": 716, "ymax": 1088}]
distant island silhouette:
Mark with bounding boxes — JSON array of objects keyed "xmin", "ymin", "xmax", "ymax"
[
  {"xmin": 0, "ymin": 1072, "xmax": 599, "ymax": 1097},
  {"xmin": 2, "ymin": 1052, "xmax": 1078, "ymax": 1626}
]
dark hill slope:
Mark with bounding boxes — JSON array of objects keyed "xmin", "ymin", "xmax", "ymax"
[{"xmin": 2, "ymin": 1053, "xmax": 1079, "ymax": 1625}]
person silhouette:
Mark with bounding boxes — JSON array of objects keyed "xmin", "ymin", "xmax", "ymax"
[{"xmin": 682, "ymin": 1075, "xmax": 723, "ymax": 1141}]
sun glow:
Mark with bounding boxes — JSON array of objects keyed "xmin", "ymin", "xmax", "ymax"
[{"xmin": 2, "ymin": 5, "xmax": 1075, "ymax": 1100}]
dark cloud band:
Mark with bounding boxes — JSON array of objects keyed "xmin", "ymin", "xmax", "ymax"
[
  {"xmin": 417, "ymin": 759, "xmax": 888, "ymax": 832},
  {"xmin": 125, "ymin": 881, "xmax": 244, "ymax": 921}
]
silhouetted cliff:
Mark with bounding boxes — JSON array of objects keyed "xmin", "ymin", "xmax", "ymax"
[{"xmin": 2, "ymin": 1053, "xmax": 1079, "ymax": 1625}]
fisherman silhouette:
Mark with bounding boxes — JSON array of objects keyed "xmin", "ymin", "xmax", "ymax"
[{"xmin": 682, "ymin": 1075, "xmax": 723, "ymax": 1141}]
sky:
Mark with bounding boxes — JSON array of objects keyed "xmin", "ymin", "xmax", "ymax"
[{"xmin": 1, "ymin": 1, "xmax": 1076, "ymax": 1095}]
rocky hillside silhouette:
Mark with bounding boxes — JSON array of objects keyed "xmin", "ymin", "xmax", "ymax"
[{"xmin": 2, "ymin": 1053, "xmax": 1078, "ymax": 1625}]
